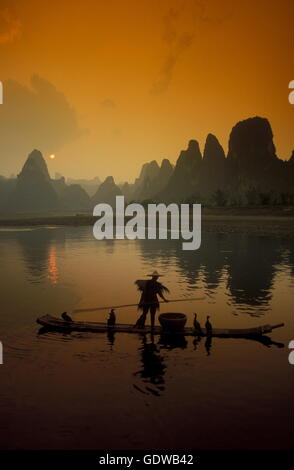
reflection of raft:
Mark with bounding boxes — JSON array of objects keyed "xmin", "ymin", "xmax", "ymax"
[
  {"xmin": 37, "ymin": 315, "xmax": 284, "ymax": 337},
  {"xmin": 159, "ymin": 313, "xmax": 187, "ymax": 331}
]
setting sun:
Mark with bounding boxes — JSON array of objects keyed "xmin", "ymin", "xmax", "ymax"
[{"xmin": 49, "ymin": 154, "xmax": 56, "ymax": 160}]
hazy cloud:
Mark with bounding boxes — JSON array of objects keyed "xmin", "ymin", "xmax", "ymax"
[
  {"xmin": 0, "ymin": 75, "xmax": 85, "ymax": 172},
  {"xmin": 0, "ymin": 6, "xmax": 21, "ymax": 44},
  {"xmin": 151, "ymin": 0, "xmax": 234, "ymax": 94}
]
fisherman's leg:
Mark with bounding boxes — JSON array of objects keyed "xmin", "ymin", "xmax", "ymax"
[
  {"xmin": 150, "ymin": 305, "xmax": 157, "ymax": 329},
  {"xmin": 140, "ymin": 305, "xmax": 149, "ymax": 327}
]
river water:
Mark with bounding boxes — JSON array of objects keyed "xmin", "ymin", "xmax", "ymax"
[{"xmin": 0, "ymin": 226, "xmax": 293, "ymax": 449}]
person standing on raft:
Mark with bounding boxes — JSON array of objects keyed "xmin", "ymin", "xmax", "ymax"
[{"xmin": 134, "ymin": 271, "xmax": 169, "ymax": 328}]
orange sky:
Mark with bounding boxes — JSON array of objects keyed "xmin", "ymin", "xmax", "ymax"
[{"xmin": 0, "ymin": 0, "xmax": 293, "ymax": 181}]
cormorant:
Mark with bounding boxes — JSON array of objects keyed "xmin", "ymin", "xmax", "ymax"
[
  {"xmin": 193, "ymin": 313, "xmax": 202, "ymax": 336},
  {"xmin": 61, "ymin": 312, "xmax": 73, "ymax": 322}
]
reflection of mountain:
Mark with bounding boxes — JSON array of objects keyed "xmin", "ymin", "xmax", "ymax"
[
  {"xmin": 138, "ymin": 234, "xmax": 228, "ymax": 290},
  {"xmin": 138, "ymin": 234, "xmax": 293, "ymax": 311},
  {"xmin": 285, "ymin": 240, "xmax": 294, "ymax": 278},
  {"xmin": 226, "ymin": 236, "xmax": 281, "ymax": 307}
]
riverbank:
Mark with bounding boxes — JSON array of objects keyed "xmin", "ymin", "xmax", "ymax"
[
  {"xmin": 202, "ymin": 214, "xmax": 294, "ymax": 238},
  {"xmin": 0, "ymin": 206, "xmax": 294, "ymax": 238}
]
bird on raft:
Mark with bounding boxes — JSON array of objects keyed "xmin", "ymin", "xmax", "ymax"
[
  {"xmin": 61, "ymin": 312, "xmax": 73, "ymax": 322},
  {"xmin": 205, "ymin": 315, "xmax": 212, "ymax": 336},
  {"xmin": 193, "ymin": 313, "xmax": 202, "ymax": 336}
]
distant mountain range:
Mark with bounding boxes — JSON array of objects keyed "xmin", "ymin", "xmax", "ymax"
[
  {"xmin": 0, "ymin": 116, "xmax": 293, "ymax": 214},
  {"xmin": 66, "ymin": 176, "xmax": 101, "ymax": 197}
]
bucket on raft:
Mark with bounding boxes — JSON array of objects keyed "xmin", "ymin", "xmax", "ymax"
[{"xmin": 158, "ymin": 313, "xmax": 187, "ymax": 332}]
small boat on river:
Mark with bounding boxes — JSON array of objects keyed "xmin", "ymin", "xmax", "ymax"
[{"xmin": 36, "ymin": 314, "xmax": 284, "ymax": 337}]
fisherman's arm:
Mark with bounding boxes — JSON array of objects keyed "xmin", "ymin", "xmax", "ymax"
[
  {"xmin": 156, "ymin": 282, "xmax": 169, "ymax": 302},
  {"xmin": 158, "ymin": 291, "xmax": 169, "ymax": 302}
]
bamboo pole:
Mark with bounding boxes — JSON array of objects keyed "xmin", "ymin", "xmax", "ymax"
[{"xmin": 73, "ymin": 297, "xmax": 205, "ymax": 313}]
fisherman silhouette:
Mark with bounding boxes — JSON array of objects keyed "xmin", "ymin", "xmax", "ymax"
[
  {"xmin": 107, "ymin": 308, "xmax": 116, "ymax": 327},
  {"xmin": 134, "ymin": 270, "xmax": 169, "ymax": 329}
]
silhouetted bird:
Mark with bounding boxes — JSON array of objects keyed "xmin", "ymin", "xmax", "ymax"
[
  {"xmin": 205, "ymin": 315, "xmax": 212, "ymax": 336},
  {"xmin": 61, "ymin": 311, "xmax": 72, "ymax": 322},
  {"xmin": 193, "ymin": 313, "xmax": 202, "ymax": 336},
  {"xmin": 107, "ymin": 309, "xmax": 116, "ymax": 326}
]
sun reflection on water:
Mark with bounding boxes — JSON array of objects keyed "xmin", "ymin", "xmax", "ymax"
[{"xmin": 48, "ymin": 246, "xmax": 58, "ymax": 285}]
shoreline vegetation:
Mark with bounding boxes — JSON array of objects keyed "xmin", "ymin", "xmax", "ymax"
[{"xmin": 0, "ymin": 206, "xmax": 294, "ymax": 238}]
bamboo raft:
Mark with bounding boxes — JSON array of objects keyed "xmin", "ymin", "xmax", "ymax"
[{"xmin": 37, "ymin": 315, "xmax": 284, "ymax": 337}]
